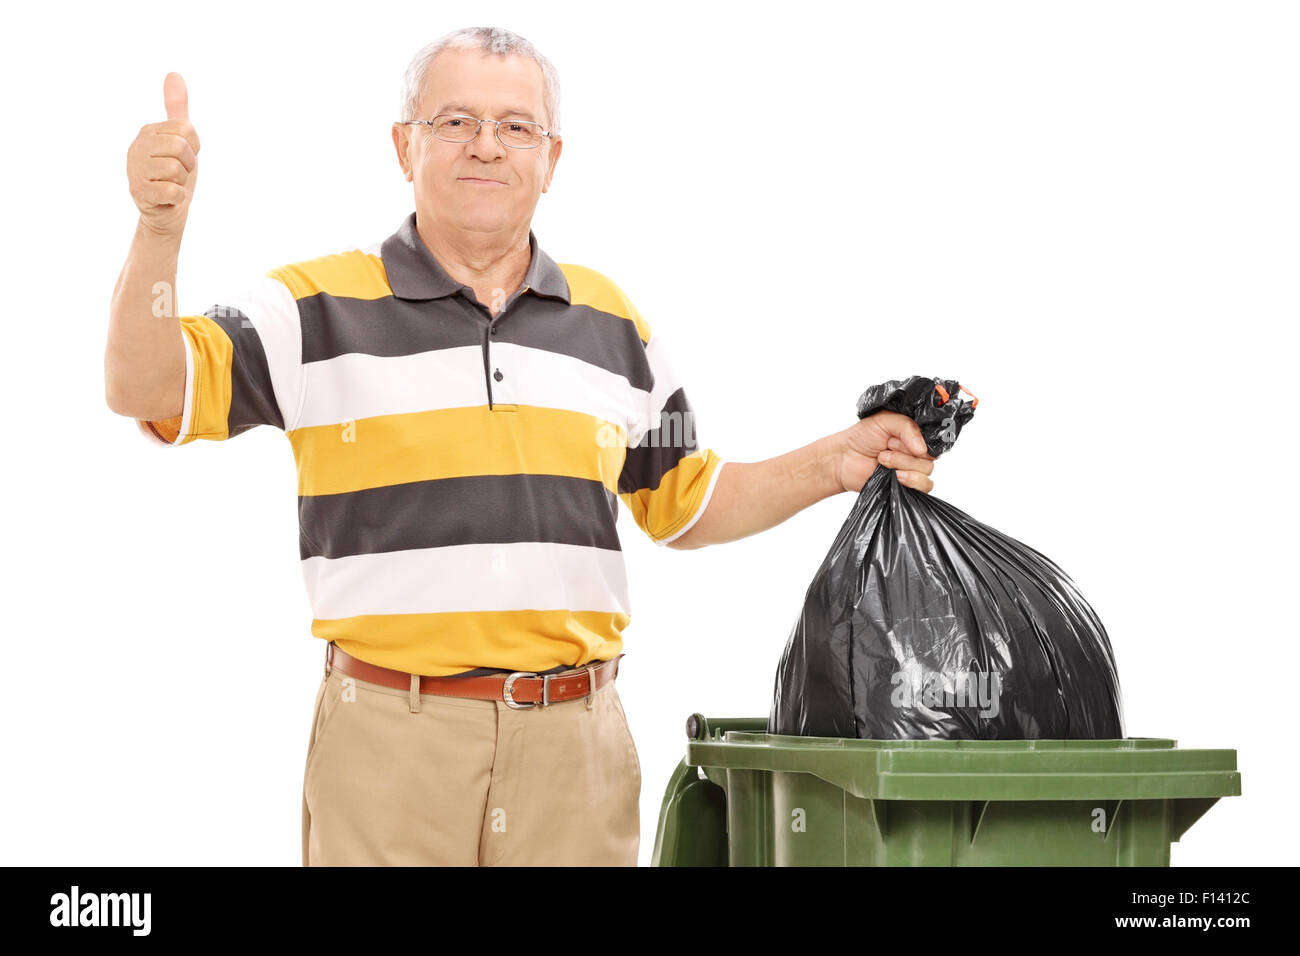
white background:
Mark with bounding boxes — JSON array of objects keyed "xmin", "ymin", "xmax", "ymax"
[{"xmin": 1, "ymin": 0, "xmax": 1295, "ymax": 867}]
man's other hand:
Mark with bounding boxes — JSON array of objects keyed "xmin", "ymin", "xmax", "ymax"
[
  {"xmin": 833, "ymin": 411, "xmax": 937, "ymax": 494},
  {"xmin": 127, "ymin": 72, "xmax": 201, "ymax": 238}
]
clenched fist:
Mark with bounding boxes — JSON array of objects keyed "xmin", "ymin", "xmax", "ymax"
[
  {"xmin": 127, "ymin": 72, "xmax": 200, "ymax": 238},
  {"xmin": 833, "ymin": 411, "xmax": 937, "ymax": 494}
]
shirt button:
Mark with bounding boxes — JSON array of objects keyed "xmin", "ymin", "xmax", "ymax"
[
  {"xmin": 490, "ymin": 327, "xmax": 497, "ymax": 335},
  {"xmin": 494, "ymin": 368, "xmax": 503, "ymax": 381}
]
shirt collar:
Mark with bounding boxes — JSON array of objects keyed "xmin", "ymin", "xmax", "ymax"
[{"xmin": 381, "ymin": 211, "xmax": 570, "ymax": 304}]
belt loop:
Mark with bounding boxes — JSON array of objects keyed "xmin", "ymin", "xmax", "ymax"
[
  {"xmin": 585, "ymin": 665, "xmax": 597, "ymax": 710},
  {"xmin": 324, "ymin": 641, "xmax": 335, "ymax": 679},
  {"xmin": 409, "ymin": 672, "xmax": 421, "ymax": 714}
]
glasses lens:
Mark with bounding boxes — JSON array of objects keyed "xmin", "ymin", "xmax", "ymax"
[
  {"xmin": 432, "ymin": 116, "xmax": 477, "ymax": 142},
  {"xmin": 498, "ymin": 122, "xmax": 543, "ymax": 148}
]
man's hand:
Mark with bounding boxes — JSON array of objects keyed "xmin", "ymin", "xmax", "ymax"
[
  {"xmin": 127, "ymin": 72, "xmax": 200, "ymax": 239},
  {"xmin": 833, "ymin": 411, "xmax": 937, "ymax": 494}
]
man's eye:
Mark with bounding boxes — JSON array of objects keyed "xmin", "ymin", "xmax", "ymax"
[
  {"xmin": 506, "ymin": 123, "xmax": 525, "ymax": 133},
  {"xmin": 446, "ymin": 119, "xmax": 465, "ymax": 127}
]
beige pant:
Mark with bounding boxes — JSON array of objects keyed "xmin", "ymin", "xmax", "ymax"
[{"xmin": 301, "ymin": 657, "xmax": 641, "ymax": 866}]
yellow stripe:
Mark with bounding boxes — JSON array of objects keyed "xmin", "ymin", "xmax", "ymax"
[
  {"xmin": 315, "ymin": 608, "xmax": 629, "ymax": 676},
  {"xmin": 558, "ymin": 263, "xmax": 650, "ymax": 343},
  {"xmin": 179, "ymin": 314, "xmax": 232, "ymax": 440},
  {"xmin": 619, "ymin": 447, "xmax": 722, "ymax": 542},
  {"xmin": 268, "ymin": 249, "xmax": 392, "ymax": 302},
  {"xmin": 289, "ymin": 404, "xmax": 628, "ymax": 497}
]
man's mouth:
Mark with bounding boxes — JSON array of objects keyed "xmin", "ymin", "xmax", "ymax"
[{"xmin": 459, "ymin": 177, "xmax": 507, "ymax": 186}]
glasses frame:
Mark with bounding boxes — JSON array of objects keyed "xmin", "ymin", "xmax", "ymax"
[{"xmin": 400, "ymin": 113, "xmax": 556, "ymax": 150}]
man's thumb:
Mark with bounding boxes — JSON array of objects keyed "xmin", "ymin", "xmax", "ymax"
[
  {"xmin": 163, "ymin": 72, "xmax": 189, "ymax": 121},
  {"xmin": 905, "ymin": 423, "xmax": 929, "ymax": 457}
]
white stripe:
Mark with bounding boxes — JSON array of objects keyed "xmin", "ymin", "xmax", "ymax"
[
  {"xmin": 176, "ymin": 323, "xmax": 197, "ymax": 440},
  {"xmin": 299, "ymin": 541, "xmax": 630, "ymax": 618},
  {"xmin": 643, "ymin": 331, "xmax": 685, "ymax": 418},
  {"xmin": 297, "ymin": 342, "xmax": 644, "ymax": 431},
  {"xmin": 299, "ymin": 345, "xmax": 482, "ymax": 427},
  {"xmin": 657, "ymin": 458, "xmax": 726, "ymax": 547},
  {"xmin": 216, "ymin": 275, "xmax": 304, "ymax": 430},
  {"xmin": 489, "ymin": 342, "xmax": 642, "ymax": 426}
]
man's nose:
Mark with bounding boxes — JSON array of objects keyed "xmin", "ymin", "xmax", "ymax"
[{"xmin": 467, "ymin": 121, "xmax": 507, "ymax": 160}]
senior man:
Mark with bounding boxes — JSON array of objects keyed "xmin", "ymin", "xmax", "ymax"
[{"xmin": 104, "ymin": 26, "xmax": 936, "ymax": 867}]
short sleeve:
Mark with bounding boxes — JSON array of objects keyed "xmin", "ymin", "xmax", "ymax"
[
  {"xmin": 617, "ymin": 326, "xmax": 726, "ymax": 547},
  {"xmin": 136, "ymin": 274, "xmax": 303, "ymax": 446}
]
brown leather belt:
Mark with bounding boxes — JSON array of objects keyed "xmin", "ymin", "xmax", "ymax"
[{"xmin": 324, "ymin": 642, "xmax": 622, "ymax": 709}]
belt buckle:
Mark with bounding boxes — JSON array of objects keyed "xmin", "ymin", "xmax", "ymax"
[{"xmin": 503, "ymin": 671, "xmax": 543, "ymax": 709}]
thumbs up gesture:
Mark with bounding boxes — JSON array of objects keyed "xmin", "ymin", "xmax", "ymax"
[{"xmin": 127, "ymin": 73, "xmax": 201, "ymax": 238}]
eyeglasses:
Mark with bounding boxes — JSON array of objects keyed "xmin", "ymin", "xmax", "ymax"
[{"xmin": 400, "ymin": 113, "xmax": 555, "ymax": 149}]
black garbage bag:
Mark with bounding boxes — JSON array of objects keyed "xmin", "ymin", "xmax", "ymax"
[{"xmin": 768, "ymin": 375, "xmax": 1124, "ymax": 740}]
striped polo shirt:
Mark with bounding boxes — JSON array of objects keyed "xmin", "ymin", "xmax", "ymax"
[{"xmin": 136, "ymin": 212, "xmax": 726, "ymax": 677}]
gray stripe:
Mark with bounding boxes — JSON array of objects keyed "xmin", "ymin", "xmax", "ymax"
[
  {"xmin": 299, "ymin": 473, "xmax": 621, "ymax": 561},
  {"xmin": 204, "ymin": 306, "xmax": 284, "ymax": 435},
  {"xmin": 298, "ymin": 292, "xmax": 653, "ymax": 391},
  {"xmin": 618, "ymin": 388, "xmax": 697, "ymax": 494}
]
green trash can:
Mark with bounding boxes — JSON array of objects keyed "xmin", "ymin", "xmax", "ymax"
[{"xmin": 651, "ymin": 716, "xmax": 1241, "ymax": 867}]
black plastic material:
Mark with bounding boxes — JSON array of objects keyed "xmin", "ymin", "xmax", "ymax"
[
  {"xmin": 856, "ymin": 375, "xmax": 976, "ymax": 458},
  {"xmin": 769, "ymin": 376, "xmax": 1124, "ymax": 740}
]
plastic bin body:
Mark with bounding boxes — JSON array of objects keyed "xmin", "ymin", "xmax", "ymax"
[{"xmin": 652, "ymin": 717, "xmax": 1240, "ymax": 867}]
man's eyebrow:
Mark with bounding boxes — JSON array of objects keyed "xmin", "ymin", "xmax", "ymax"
[{"xmin": 436, "ymin": 103, "xmax": 540, "ymax": 121}]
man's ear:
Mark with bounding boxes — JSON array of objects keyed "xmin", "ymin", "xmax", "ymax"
[
  {"xmin": 391, "ymin": 123, "xmax": 413, "ymax": 182},
  {"xmin": 541, "ymin": 136, "xmax": 562, "ymax": 193}
]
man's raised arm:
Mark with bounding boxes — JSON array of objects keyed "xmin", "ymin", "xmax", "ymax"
[{"xmin": 104, "ymin": 72, "xmax": 201, "ymax": 422}]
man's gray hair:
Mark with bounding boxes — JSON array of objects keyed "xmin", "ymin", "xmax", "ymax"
[{"xmin": 399, "ymin": 26, "xmax": 562, "ymax": 135}]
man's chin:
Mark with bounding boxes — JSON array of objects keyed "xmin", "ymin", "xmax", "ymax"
[
  {"xmin": 416, "ymin": 194, "xmax": 523, "ymax": 233},
  {"xmin": 442, "ymin": 210, "xmax": 516, "ymax": 235}
]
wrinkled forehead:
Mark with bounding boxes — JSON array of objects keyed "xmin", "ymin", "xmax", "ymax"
[{"xmin": 418, "ymin": 48, "xmax": 549, "ymax": 124}]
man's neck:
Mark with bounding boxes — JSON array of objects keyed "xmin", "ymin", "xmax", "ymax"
[{"xmin": 415, "ymin": 215, "xmax": 531, "ymax": 315}]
